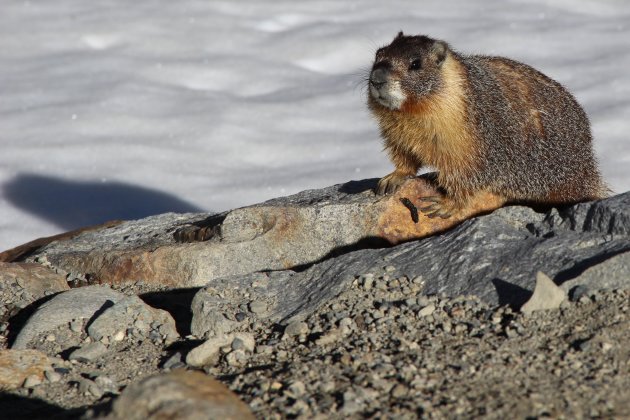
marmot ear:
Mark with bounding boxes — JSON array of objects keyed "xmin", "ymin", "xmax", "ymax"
[
  {"xmin": 395, "ymin": 31, "xmax": 404, "ymax": 39},
  {"xmin": 432, "ymin": 40, "xmax": 449, "ymax": 66}
]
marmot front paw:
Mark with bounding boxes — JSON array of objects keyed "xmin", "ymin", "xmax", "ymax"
[
  {"xmin": 418, "ymin": 194, "xmax": 461, "ymax": 219},
  {"xmin": 376, "ymin": 172, "xmax": 414, "ymax": 195}
]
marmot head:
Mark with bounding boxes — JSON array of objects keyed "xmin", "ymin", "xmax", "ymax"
[{"xmin": 368, "ymin": 32, "xmax": 450, "ymax": 110}]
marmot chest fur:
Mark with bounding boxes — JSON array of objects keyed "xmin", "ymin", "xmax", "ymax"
[{"xmin": 368, "ymin": 32, "xmax": 607, "ymax": 218}]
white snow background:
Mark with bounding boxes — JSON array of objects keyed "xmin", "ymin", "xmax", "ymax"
[{"xmin": 1, "ymin": 0, "xmax": 629, "ymax": 251}]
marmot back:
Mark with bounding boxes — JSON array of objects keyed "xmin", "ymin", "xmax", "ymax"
[{"xmin": 368, "ymin": 32, "xmax": 607, "ymax": 218}]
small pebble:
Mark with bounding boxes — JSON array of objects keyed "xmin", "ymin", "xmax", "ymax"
[
  {"xmin": 391, "ymin": 383, "xmax": 408, "ymax": 398},
  {"xmin": 286, "ymin": 380, "xmax": 306, "ymax": 397},
  {"xmin": 112, "ymin": 330, "xmax": 126, "ymax": 342},
  {"xmin": 316, "ymin": 329, "xmax": 343, "ymax": 346},
  {"xmin": 284, "ymin": 321, "xmax": 309, "ymax": 337},
  {"xmin": 319, "ymin": 380, "xmax": 336, "ymax": 393},
  {"xmin": 442, "ymin": 320, "xmax": 452, "ymax": 334},
  {"xmin": 412, "ymin": 276, "xmax": 425, "ymax": 285},
  {"xmin": 342, "ymin": 391, "xmax": 362, "ymax": 415},
  {"xmin": 94, "ymin": 375, "xmax": 118, "ymax": 393},
  {"xmin": 255, "ymin": 345, "xmax": 273, "ymax": 355},
  {"xmin": 162, "ymin": 352, "xmax": 183, "ymax": 370},
  {"xmin": 227, "ymin": 349, "xmax": 249, "ymax": 367},
  {"xmin": 70, "ymin": 320, "xmax": 83, "ymax": 333},
  {"xmin": 149, "ymin": 330, "xmax": 162, "ymax": 343},
  {"xmin": 69, "ymin": 342, "xmax": 108, "ymax": 363},
  {"xmin": 339, "ymin": 317, "xmax": 353, "ymax": 328},
  {"xmin": 231, "ymin": 333, "xmax": 256, "ymax": 352},
  {"xmin": 454, "ymin": 324, "xmax": 468, "ymax": 334},
  {"xmin": 79, "ymin": 379, "xmax": 104, "ymax": 399},
  {"xmin": 569, "ymin": 285, "xmax": 590, "ymax": 302},
  {"xmin": 418, "ymin": 304, "xmax": 436, "ymax": 317},
  {"xmin": 134, "ymin": 319, "xmax": 148, "ymax": 331},
  {"xmin": 388, "ymin": 278, "xmax": 400, "ymax": 288},
  {"xmin": 249, "ymin": 300, "xmax": 268, "ymax": 314},
  {"xmin": 23, "ymin": 375, "xmax": 42, "ymax": 388},
  {"xmin": 505, "ymin": 327, "xmax": 519, "ymax": 338},
  {"xmin": 45, "ymin": 370, "xmax": 62, "ymax": 383}
]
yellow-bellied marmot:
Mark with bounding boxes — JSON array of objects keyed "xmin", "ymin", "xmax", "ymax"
[{"xmin": 368, "ymin": 32, "xmax": 607, "ymax": 218}]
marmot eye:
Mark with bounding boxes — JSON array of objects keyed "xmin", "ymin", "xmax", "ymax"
[{"xmin": 409, "ymin": 59, "xmax": 421, "ymax": 71}]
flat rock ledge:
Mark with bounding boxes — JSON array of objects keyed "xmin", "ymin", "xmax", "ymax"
[{"xmin": 11, "ymin": 176, "xmax": 504, "ymax": 287}]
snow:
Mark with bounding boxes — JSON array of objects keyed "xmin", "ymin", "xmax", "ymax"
[{"xmin": 1, "ymin": 0, "xmax": 629, "ymax": 251}]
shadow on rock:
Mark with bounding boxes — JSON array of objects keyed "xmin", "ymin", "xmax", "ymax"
[
  {"xmin": 491, "ymin": 278, "xmax": 532, "ymax": 309},
  {"xmin": 140, "ymin": 288, "xmax": 201, "ymax": 337},
  {"xmin": 3, "ymin": 173, "xmax": 204, "ymax": 230},
  {"xmin": 555, "ymin": 249, "xmax": 628, "ymax": 284},
  {"xmin": 338, "ymin": 178, "xmax": 379, "ymax": 194},
  {"xmin": 291, "ymin": 236, "xmax": 391, "ymax": 273}
]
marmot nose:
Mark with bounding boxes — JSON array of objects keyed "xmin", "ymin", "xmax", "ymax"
[{"xmin": 370, "ymin": 67, "xmax": 390, "ymax": 89}]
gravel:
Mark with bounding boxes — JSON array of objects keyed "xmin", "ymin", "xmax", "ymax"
[
  {"xmin": 209, "ymin": 270, "xmax": 630, "ymax": 419},
  {"xmin": 1, "ymin": 268, "xmax": 629, "ymax": 419}
]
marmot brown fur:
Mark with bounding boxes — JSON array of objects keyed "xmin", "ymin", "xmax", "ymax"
[{"xmin": 368, "ymin": 32, "xmax": 607, "ymax": 218}]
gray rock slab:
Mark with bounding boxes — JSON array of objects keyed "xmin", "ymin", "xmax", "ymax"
[
  {"xmin": 12, "ymin": 286, "xmax": 126, "ymax": 349},
  {"xmin": 191, "ymin": 192, "xmax": 630, "ymax": 328},
  {"xmin": 21, "ymin": 177, "xmax": 500, "ymax": 287},
  {"xmin": 23, "ymin": 184, "xmax": 379, "ymax": 287}
]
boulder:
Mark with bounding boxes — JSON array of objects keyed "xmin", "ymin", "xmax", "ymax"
[
  {"xmin": 0, "ymin": 349, "xmax": 51, "ymax": 390},
  {"xmin": 11, "ymin": 285, "xmax": 126, "ymax": 349},
  {"xmin": 99, "ymin": 370, "xmax": 254, "ymax": 420},
  {"xmin": 87, "ymin": 295, "xmax": 179, "ymax": 345},
  {"xmin": 0, "ymin": 262, "xmax": 69, "ymax": 313}
]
